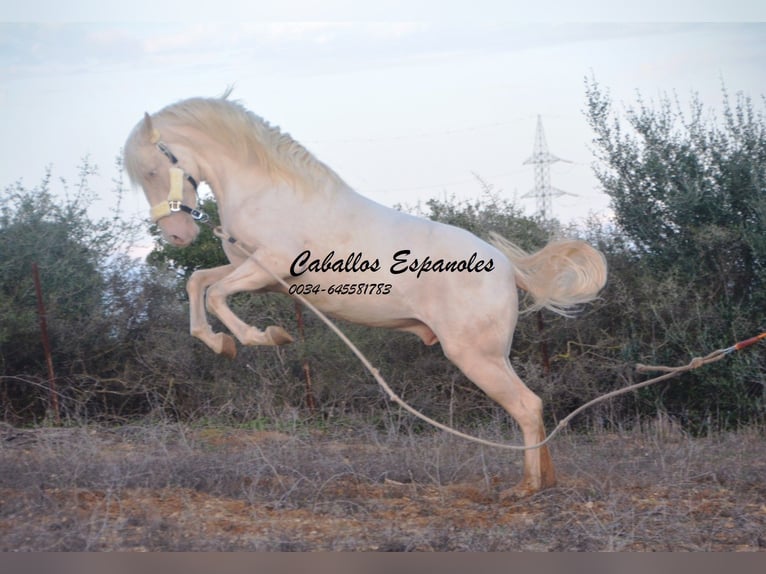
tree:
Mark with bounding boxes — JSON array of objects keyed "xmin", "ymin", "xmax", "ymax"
[
  {"xmin": 0, "ymin": 160, "xmax": 150, "ymax": 421},
  {"xmin": 2, "ymin": 164, "xmax": 101, "ymax": 367},
  {"xmin": 584, "ymin": 78, "xmax": 766, "ymax": 428},
  {"xmin": 585, "ymin": 79, "xmax": 766, "ymax": 307}
]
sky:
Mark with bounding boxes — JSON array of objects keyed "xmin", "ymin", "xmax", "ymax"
[{"xmin": 2, "ymin": 3, "xmax": 766, "ymax": 254}]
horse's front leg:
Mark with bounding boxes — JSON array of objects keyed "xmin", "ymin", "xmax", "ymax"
[
  {"xmin": 186, "ymin": 264, "xmax": 239, "ymax": 358},
  {"xmin": 204, "ymin": 257, "xmax": 294, "ymax": 351}
]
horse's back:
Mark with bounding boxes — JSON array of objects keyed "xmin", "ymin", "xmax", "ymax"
[{"xmin": 316, "ymin": 203, "xmax": 519, "ymax": 343}]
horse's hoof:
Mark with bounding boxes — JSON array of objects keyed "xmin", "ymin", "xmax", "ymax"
[
  {"xmin": 266, "ymin": 325, "xmax": 294, "ymax": 346},
  {"xmin": 219, "ymin": 333, "xmax": 237, "ymax": 359}
]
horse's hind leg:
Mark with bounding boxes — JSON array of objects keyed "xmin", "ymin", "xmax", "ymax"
[{"xmin": 442, "ymin": 345, "xmax": 556, "ymax": 496}]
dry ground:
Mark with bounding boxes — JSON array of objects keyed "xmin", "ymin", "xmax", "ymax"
[{"xmin": 1, "ymin": 420, "xmax": 764, "ymax": 551}]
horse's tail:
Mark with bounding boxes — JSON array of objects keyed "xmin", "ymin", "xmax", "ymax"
[{"xmin": 489, "ymin": 232, "xmax": 607, "ymax": 317}]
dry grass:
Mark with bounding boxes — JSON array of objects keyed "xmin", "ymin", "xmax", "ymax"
[{"xmin": 1, "ymin": 419, "xmax": 764, "ymax": 551}]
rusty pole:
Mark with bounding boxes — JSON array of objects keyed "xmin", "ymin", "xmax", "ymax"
[
  {"xmin": 536, "ymin": 310, "xmax": 551, "ymax": 376},
  {"xmin": 31, "ymin": 263, "xmax": 60, "ymax": 424},
  {"xmin": 295, "ymin": 301, "xmax": 317, "ymax": 414}
]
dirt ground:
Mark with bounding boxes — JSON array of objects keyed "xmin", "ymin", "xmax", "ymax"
[{"xmin": 1, "ymin": 423, "xmax": 764, "ymax": 551}]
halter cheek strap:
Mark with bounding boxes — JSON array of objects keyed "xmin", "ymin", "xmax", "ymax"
[{"xmin": 150, "ymin": 166, "xmax": 187, "ymax": 222}]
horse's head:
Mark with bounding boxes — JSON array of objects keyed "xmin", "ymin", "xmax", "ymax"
[{"xmin": 124, "ymin": 113, "xmax": 202, "ymax": 247}]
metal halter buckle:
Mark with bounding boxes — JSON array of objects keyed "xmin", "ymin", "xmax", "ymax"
[{"xmin": 190, "ymin": 209, "xmax": 210, "ymax": 223}]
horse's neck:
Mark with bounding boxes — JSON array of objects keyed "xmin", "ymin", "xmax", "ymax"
[
  {"xmin": 184, "ymin": 131, "xmax": 374, "ymax": 231},
  {"xmin": 200, "ymin": 151, "xmax": 358, "ymax": 228},
  {"xmin": 191, "ymin": 143, "xmax": 262, "ymax": 203}
]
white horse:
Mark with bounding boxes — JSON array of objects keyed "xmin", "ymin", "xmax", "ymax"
[{"xmin": 124, "ymin": 93, "xmax": 607, "ymax": 495}]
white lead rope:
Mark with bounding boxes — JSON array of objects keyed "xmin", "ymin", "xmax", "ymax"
[{"xmin": 212, "ymin": 226, "xmax": 762, "ymax": 451}]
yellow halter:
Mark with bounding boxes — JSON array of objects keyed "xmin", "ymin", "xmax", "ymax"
[
  {"xmin": 148, "ymin": 129, "xmax": 208, "ymax": 224},
  {"xmin": 149, "ymin": 166, "xmax": 188, "ymax": 223}
]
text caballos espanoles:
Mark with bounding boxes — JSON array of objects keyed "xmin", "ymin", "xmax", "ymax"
[{"xmin": 290, "ymin": 249, "xmax": 495, "ymax": 279}]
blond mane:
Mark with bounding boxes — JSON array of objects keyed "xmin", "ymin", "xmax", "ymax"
[{"xmin": 137, "ymin": 92, "xmax": 345, "ymax": 193}]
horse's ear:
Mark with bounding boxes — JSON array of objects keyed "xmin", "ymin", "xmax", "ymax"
[{"xmin": 142, "ymin": 112, "xmax": 161, "ymax": 144}]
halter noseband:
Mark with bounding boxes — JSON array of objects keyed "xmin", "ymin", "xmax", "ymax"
[{"xmin": 149, "ymin": 130, "xmax": 210, "ymax": 224}]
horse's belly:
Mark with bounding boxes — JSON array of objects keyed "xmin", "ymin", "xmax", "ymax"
[{"xmin": 326, "ymin": 308, "xmax": 438, "ymax": 346}]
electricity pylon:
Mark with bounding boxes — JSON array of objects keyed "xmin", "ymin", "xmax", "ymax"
[{"xmin": 521, "ymin": 115, "xmax": 576, "ymax": 220}]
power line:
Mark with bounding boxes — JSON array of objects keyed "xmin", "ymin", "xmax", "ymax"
[
  {"xmin": 359, "ymin": 167, "xmax": 530, "ymax": 196},
  {"xmin": 304, "ymin": 116, "xmax": 535, "ymax": 145}
]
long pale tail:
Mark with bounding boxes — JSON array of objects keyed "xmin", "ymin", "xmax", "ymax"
[{"xmin": 489, "ymin": 232, "xmax": 607, "ymax": 317}]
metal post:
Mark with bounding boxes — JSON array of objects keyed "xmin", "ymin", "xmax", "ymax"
[
  {"xmin": 537, "ymin": 310, "xmax": 551, "ymax": 376},
  {"xmin": 31, "ymin": 263, "xmax": 60, "ymax": 424},
  {"xmin": 294, "ymin": 301, "xmax": 317, "ymax": 414}
]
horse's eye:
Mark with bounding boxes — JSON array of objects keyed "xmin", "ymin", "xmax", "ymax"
[{"xmin": 147, "ymin": 170, "xmax": 157, "ymax": 179}]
